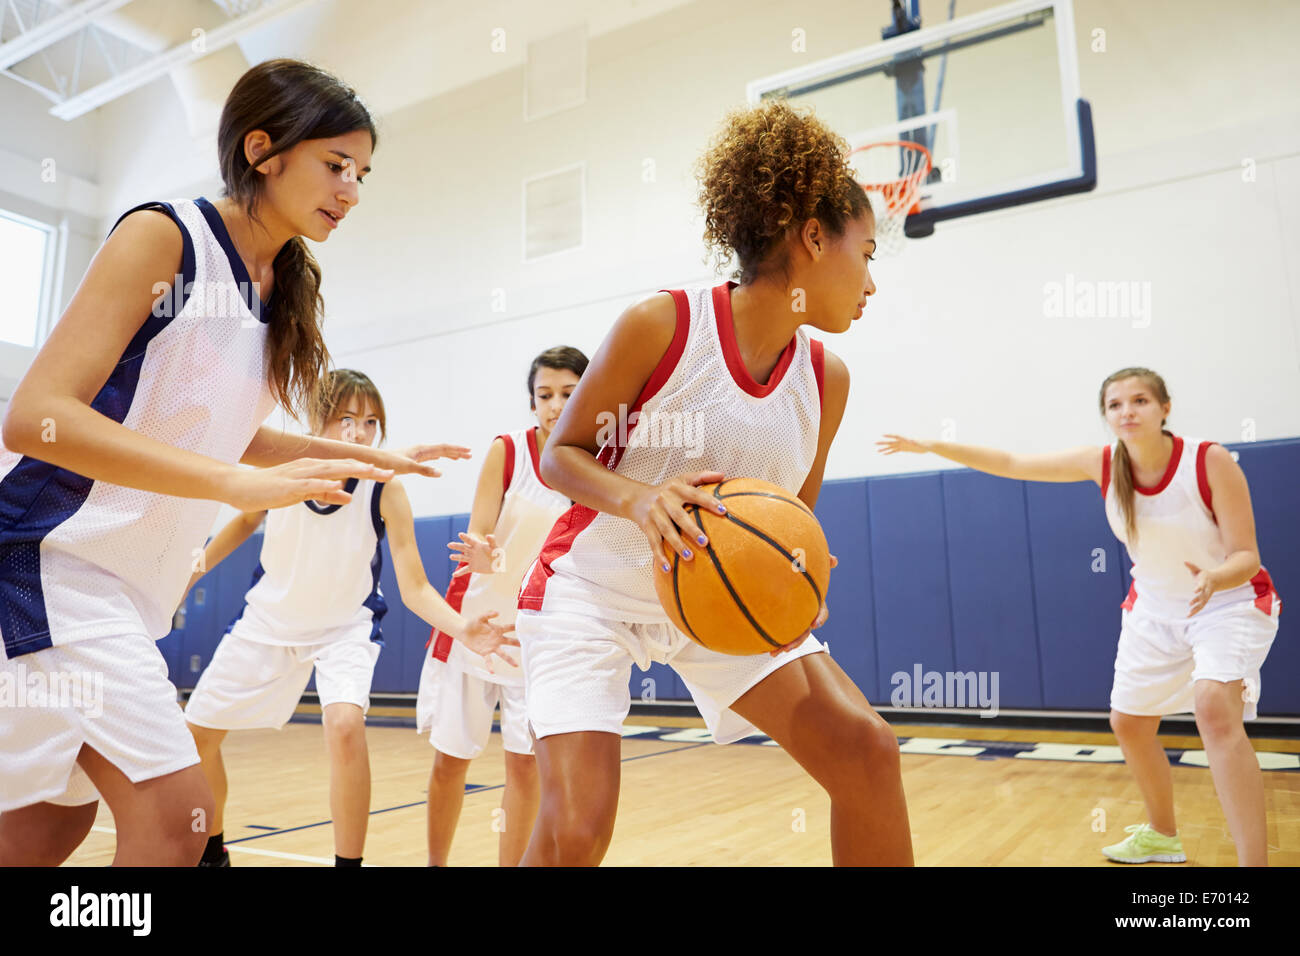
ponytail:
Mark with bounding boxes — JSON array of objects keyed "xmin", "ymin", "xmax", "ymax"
[
  {"xmin": 216, "ymin": 59, "xmax": 377, "ymax": 424},
  {"xmin": 267, "ymin": 236, "xmax": 328, "ymax": 426},
  {"xmin": 1099, "ymin": 366, "xmax": 1172, "ymax": 547},
  {"xmin": 1112, "ymin": 439, "xmax": 1139, "ymax": 545}
]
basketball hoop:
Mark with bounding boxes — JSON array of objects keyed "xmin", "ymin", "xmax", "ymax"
[{"xmin": 849, "ymin": 140, "xmax": 932, "ymax": 255}]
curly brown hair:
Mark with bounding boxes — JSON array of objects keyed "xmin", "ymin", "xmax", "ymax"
[{"xmin": 696, "ymin": 99, "xmax": 872, "ymax": 283}]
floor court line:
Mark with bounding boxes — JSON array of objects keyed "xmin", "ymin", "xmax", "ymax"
[
  {"xmin": 88, "ymin": 826, "xmax": 357, "ymax": 866},
  {"xmin": 218, "ymin": 740, "xmax": 713, "ymax": 846}
]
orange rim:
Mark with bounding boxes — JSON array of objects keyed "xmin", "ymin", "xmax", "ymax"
[{"xmin": 849, "ymin": 140, "xmax": 933, "ymax": 217}]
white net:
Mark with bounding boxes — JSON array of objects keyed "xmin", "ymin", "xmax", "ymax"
[{"xmin": 849, "ymin": 141, "xmax": 931, "ymax": 256}]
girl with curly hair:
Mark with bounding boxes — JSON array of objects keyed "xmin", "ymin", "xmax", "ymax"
[{"xmin": 513, "ymin": 100, "xmax": 912, "ymax": 866}]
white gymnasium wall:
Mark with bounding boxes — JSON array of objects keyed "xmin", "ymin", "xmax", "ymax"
[
  {"xmin": 308, "ymin": 0, "xmax": 1300, "ymax": 516},
  {"xmin": 4, "ymin": 0, "xmax": 1298, "ymax": 521}
]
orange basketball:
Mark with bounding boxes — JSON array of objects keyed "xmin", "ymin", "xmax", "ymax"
[{"xmin": 654, "ymin": 477, "xmax": 830, "ymax": 656}]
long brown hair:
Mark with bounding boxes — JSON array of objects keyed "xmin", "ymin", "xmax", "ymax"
[
  {"xmin": 309, "ymin": 369, "xmax": 387, "ymax": 444},
  {"xmin": 217, "ymin": 59, "xmax": 377, "ymax": 423},
  {"xmin": 1099, "ymin": 367, "xmax": 1171, "ymax": 544}
]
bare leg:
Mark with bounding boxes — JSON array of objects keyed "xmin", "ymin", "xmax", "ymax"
[
  {"xmin": 1195, "ymin": 679, "xmax": 1268, "ymax": 866},
  {"xmin": 0, "ymin": 800, "xmax": 99, "ymax": 866},
  {"xmin": 520, "ymin": 731, "xmax": 621, "ymax": 866},
  {"xmin": 1109, "ymin": 710, "xmax": 1177, "ymax": 836},
  {"xmin": 499, "ymin": 751, "xmax": 540, "ymax": 867},
  {"xmin": 322, "ymin": 702, "xmax": 370, "ymax": 860},
  {"xmin": 76, "ymin": 745, "xmax": 213, "ymax": 866},
  {"xmin": 426, "ymin": 750, "xmax": 469, "ymax": 866},
  {"xmin": 187, "ymin": 722, "xmax": 229, "ymax": 836},
  {"xmin": 730, "ymin": 651, "xmax": 914, "ymax": 866}
]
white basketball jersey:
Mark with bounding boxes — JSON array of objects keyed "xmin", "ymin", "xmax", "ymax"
[
  {"xmin": 231, "ymin": 478, "xmax": 387, "ymax": 643},
  {"xmin": 519, "ymin": 283, "xmax": 825, "ymax": 622},
  {"xmin": 431, "ymin": 427, "xmax": 571, "ymax": 685},
  {"xmin": 1103, "ymin": 434, "xmax": 1279, "ymax": 621},
  {"xmin": 0, "ymin": 197, "xmax": 276, "ymax": 659}
]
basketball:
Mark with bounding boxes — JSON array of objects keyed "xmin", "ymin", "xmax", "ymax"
[{"xmin": 654, "ymin": 477, "xmax": 831, "ymax": 655}]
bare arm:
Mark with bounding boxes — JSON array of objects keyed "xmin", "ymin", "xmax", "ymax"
[
  {"xmin": 465, "ymin": 438, "xmax": 507, "ymax": 537},
  {"xmin": 3, "ymin": 211, "xmax": 245, "ymax": 501},
  {"xmin": 796, "ymin": 349, "xmax": 850, "ymax": 510},
  {"xmin": 771, "ymin": 348, "xmax": 852, "ymax": 654},
  {"xmin": 1186, "ymin": 444, "xmax": 1263, "ymax": 615},
  {"xmin": 182, "ymin": 509, "xmax": 267, "ymax": 602},
  {"xmin": 379, "ymin": 479, "xmax": 518, "ymax": 665},
  {"xmin": 1, "ymin": 209, "xmax": 392, "ymax": 510},
  {"xmin": 447, "ymin": 437, "xmax": 507, "ymax": 576},
  {"xmin": 540, "ymin": 293, "xmax": 725, "ymax": 571},
  {"xmin": 878, "ymin": 435, "xmax": 1104, "ymax": 485},
  {"xmin": 240, "ymin": 426, "xmax": 468, "ymax": 477}
]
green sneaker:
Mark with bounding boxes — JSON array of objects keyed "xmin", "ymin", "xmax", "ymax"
[{"xmin": 1102, "ymin": 823, "xmax": 1186, "ymax": 863}]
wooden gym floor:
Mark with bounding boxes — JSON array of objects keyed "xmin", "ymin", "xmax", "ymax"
[{"xmin": 62, "ymin": 708, "xmax": 1300, "ymax": 866}]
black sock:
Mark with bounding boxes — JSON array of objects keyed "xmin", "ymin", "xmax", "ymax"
[
  {"xmin": 335, "ymin": 855, "xmax": 362, "ymax": 867},
  {"xmin": 201, "ymin": 833, "xmax": 226, "ymax": 864}
]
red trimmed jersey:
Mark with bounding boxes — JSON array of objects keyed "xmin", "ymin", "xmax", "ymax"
[
  {"xmin": 431, "ymin": 427, "xmax": 570, "ymax": 685},
  {"xmin": 1101, "ymin": 434, "xmax": 1279, "ymax": 621},
  {"xmin": 518, "ymin": 282, "xmax": 826, "ymax": 623}
]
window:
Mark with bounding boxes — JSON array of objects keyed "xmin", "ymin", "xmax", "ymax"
[{"xmin": 0, "ymin": 210, "xmax": 54, "ymax": 348}]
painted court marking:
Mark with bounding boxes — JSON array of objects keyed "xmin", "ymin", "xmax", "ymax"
[
  {"xmin": 89, "ymin": 826, "xmax": 360, "ymax": 866},
  {"xmin": 617, "ymin": 726, "xmax": 1300, "ymax": 770},
  {"xmin": 83, "ymin": 726, "xmax": 1296, "ymax": 864}
]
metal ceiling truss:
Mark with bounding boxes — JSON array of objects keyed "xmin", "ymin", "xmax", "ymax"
[{"xmin": 0, "ymin": 0, "xmax": 321, "ymax": 120}]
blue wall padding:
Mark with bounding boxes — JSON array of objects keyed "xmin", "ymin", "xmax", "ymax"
[
  {"xmin": 168, "ymin": 439, "xmax": 1300, "ymax": 715},
  {"xmin": 941, "ymin": 471, "xmax": 1044, "ymax": 708},
  {"xmin": 810, "ymin": 479, "xmax": 876, "ymax": 701},
  {"xmin": 868, "ymin": 473, "xmax": 955, "ymax": 701},
  {"xmin": 1024, "ymin": 480, "xmax": 1125, "ymax": 709},
  {"xmin": 1234, "ymin": 440, "xmax": 1299, "ymax": 708}
]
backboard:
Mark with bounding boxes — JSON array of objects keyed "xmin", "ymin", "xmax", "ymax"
[{"xmin": 746, "ymin": 0, "xmax": 1096, "ymax": 239}]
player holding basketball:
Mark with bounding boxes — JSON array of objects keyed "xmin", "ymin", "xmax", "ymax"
[
  {"xmin": 0, "ymin": 60, "xmax": 455, "ymax": 866},
  {"xmin": 417, "ymin": 346, "xmax": 588, "ymax": 867},
  {"xmin": 514, "ymin": 100, "xmax": 913, "ymax": 866},
  {"xmin": 184, "ymin": 370, "xmax": 515, "ymax": 867},
  {"xmin": 879, "ymin": 367, "xmax": 1280, "ymax": 867}
]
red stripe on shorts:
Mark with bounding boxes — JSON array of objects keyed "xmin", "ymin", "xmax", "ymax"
[{"xmin": 430, "ymin": 563, "xmax": 472, "ymax": 660}]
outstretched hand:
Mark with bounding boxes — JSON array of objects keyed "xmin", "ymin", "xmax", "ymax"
[
  {"xmin": 460, "ymin": 611, "xmax": 521, "ymax": 673},
  {"xmin": 375, "ymin": 443, "xmax": 473, "ymax": 479},
  {"xmin": 226, "ymin": 458, "xmax": 394, "ymax": 511},
  {"xmin": 449, "ymin": 532, "xmax": 500, "ymax": 577},
  {"xmin": 877, "ymin": 434, "xmax": 930, "ymax": 456}
]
